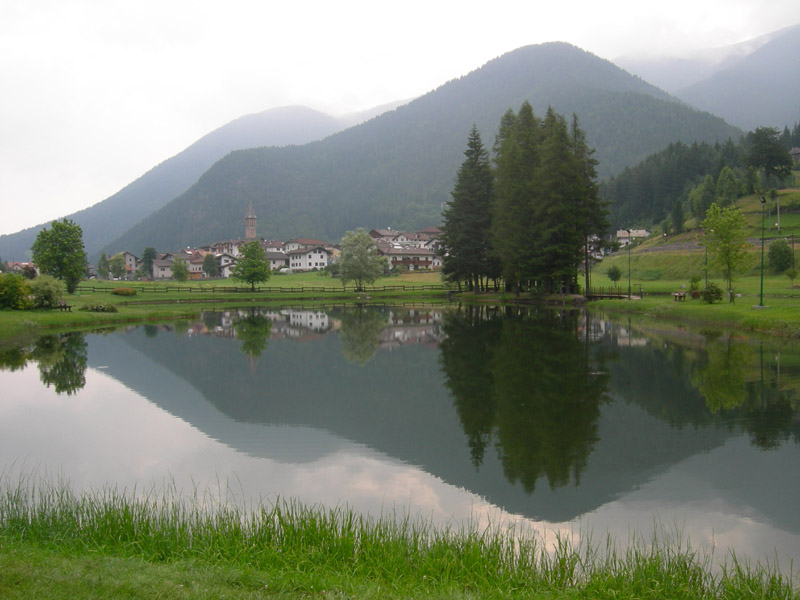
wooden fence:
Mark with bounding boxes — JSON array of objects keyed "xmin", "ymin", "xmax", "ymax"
[{"xmin": 75, "ymin": 284, "xmax": 455, "ymax": 294}]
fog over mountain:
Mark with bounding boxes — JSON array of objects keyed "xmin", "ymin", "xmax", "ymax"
[
  {"xmin": 616, "ymin": 24, "xmax": 800, "ymax": 131},
  {"xmin": 614, "ymin": 27, "xmax": 787, "ymax": 92}
]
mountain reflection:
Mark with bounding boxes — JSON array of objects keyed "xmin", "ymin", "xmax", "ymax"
[{"xmin": 3, "ymin": 305, "xmax": 800, "ymax": 524}]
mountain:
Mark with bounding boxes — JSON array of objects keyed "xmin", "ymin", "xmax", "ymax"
[
  {"xmin": 0, "ymin": 105, "xmax": 366, "ymax": 262},
  {"xmin": 614, "ymin": 28, "xmax": 785, "ymax": 93},
  {"xmin": 674, "ymin": 24, "xmax": 800, "ymax": 131},
  {"xmin": 103, "ymin": 42, "xmax": 740, "ymax": 254}
]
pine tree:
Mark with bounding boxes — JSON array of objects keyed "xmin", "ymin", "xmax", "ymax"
[
  {"xmin": 491, "ymin": 102, "xmax": 542, "ymax": 293},
  {"xmin": 440, "ymin": 125, "xmax": 496, "ymax": 291}
]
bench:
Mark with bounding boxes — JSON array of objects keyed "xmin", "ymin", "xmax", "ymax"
[
  {"xmin": 672, "ymin": 291, "xmax": 686, "ymax": 301},
  {"xmin": 56, "ymin": 301, "xmax": 73, "ymax": 311}
]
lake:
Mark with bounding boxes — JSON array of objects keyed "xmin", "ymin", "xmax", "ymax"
[{"xmin": 1, "ymin": 305, "xmax": 799, "ymax": 570}]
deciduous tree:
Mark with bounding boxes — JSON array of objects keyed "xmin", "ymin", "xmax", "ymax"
[
  {"xmin": 31, "ymin": 218, "xmax": 87, "ymax": 293},
  {"xmin": 339, "ymin": 228, "xmax": 385, "ymax": 291},
  {"xmin": 701, "ymin": 203, "xmax": 749, "ymax": 301},
  {"xmin": 171, "ymin": 257, "xmax": 189, "ymax": 282},
  {"xmin": 232, "ymin": 241, "xmax": 271, "ymax": 290},
  {"xmin": 109, "ymin": 255, "xmax": 126, "ymax": 279},
  {"xmin": 202, "ymin": 253, "xmax": 219, "ymax": 278}
]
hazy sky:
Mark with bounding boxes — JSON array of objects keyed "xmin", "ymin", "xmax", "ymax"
[{"xmin": 2, "ymin": 0, "xmax": 799, "ymax": 237}]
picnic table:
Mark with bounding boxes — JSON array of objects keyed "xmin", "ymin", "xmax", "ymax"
[{"xmin": 672, "ymin": 291, "xmax": 686, "ymax": 301}]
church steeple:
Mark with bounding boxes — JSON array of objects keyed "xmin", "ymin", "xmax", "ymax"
[{"xmin": 244, "ymin": 201, "xmax": 256, "ymax": 240}]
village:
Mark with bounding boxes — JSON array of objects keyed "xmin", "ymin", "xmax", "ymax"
[
  {"xmin": 105, "ymin": 203, "xmax": 445, "ymax": 280},
  {"xmin": 3, "ymin": 203, "xmax": 650, "ymax": 281}
]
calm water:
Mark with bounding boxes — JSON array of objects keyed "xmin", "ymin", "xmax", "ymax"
[{"xmin": 1, "ymin": 305, "xmax": 799, "ymax": 568}]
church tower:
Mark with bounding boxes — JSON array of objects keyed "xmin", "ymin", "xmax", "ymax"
[{"xmin": 244, "ymin": 201, "xmax": 257, "ymax": 240}]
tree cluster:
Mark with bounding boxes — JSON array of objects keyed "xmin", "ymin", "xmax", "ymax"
[
  {"xmin": 605, "ymin": 124, "xmax": 795, "ymax": 230},
  {"xmin": 440, "ymin": 103, "xmax": 608, "ymax": 295}
]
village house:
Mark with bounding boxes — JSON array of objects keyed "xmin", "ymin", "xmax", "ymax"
[
  {"xmin": 265, "ymin": 251, "xmax": 290, "ymax": 271},
  {"xmin": 288, "ymin": 245, "xmax": 331, "ymax": 271},
  {"xmin": 7, "ymin": 262, "xmax": 38, "ymax": 276},
  {"xmin": 616, "ymin": 229, "xmax": 650, "ymax": 247},
  {"xmin": 376, "ymin": 241, "xmax": 439, "ymax": 271},
  {"xmin": 284, "ymin": 238, "xmax": 327, "ymax": 253},
  {"xmin": 152, "ymin": 258, "xmax": 173, "ymax": 279}
]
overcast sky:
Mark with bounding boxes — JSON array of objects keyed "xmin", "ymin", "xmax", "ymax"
[{"xmin": 2, "ymin": 0, "xmax": 799, "ymax": 237}]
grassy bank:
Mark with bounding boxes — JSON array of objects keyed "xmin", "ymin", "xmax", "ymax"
[
  {"xmin": 0, "ymin": 272, "xmax": 451, "ymax": 343},
  {"xmin": 1, "ymin": 478, "xmax": 796, "ymax": 599}
]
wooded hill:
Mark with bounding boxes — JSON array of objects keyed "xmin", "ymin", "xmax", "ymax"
[{"xmin": 102, "ymin": 42, "xmax": 740, "ymax": 255}]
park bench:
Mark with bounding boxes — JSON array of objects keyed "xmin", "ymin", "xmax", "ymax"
[
  {"xmin": 672, "ymin": 291, "xmax": 686, "ymax": 301},
  {"xmin": 56, "ymin": 301, "xmax": 73, "ymax": 311}
]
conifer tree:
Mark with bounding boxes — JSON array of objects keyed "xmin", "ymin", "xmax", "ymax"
[
  {"xmin": 491, "ymin": 102, "xmax": 542, "ymax": 293},
  {"xmin": 440, "ymin": 125, "xmax": 496, "ymax": 291}
]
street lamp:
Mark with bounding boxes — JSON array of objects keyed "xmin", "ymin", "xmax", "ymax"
[
  {"xmin": 760, "ymin": 195, "xmax": 767, "ymax": 307},
  {"xmin": 627, "ymin": 232, "xmax": 631, "ymax": 299}
]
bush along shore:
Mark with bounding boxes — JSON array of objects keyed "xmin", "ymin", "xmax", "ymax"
[{"xmin": 0, "ymin": 477, "xmax": 797, "ymax": 599}]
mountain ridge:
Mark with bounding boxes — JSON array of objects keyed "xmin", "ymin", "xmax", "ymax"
[
  {"xmin": 102, "ymin": 42, "xmax": 741, "ymax": 255},
  {"xmin": 674, "ymin": 23, "xmax": 800, "ymax": 130}
]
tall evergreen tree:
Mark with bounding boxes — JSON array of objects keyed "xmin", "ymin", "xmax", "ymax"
[
  {"xmin": 747, "ymin": 126, "xmax": 793, "ymax": 187},
  {"xmin": 141, "ymin": 247, "xmax": 156, "ymax": 278},
  {"xmin": 491, "ymin": 104, "xmax": 607, "ymax": 294},
  {"xmin": 491, "ymin": 102, "xmax": 542, "ymax": 293},
  {"xmin": 570, "ymin": 114, "xmax": 609, "ymax": 293},
  {"xmin": 440, "ymin": 125, "xmax": 496, "ymax": 291}
]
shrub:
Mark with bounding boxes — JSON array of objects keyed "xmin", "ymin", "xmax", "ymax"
[
  {"xmin": 701, "ymin": 282, "xmax": 723, "ymax": 304},
  {"xmin": 29, "ymin": 275, "xmax": 65, "ymax": 308},
  {"xmin": 767, "ymin": 239, "xmax": 792, "ymax": 273},
  {"xmin": 689, "ymin": 275, "xmax": 701, "ymax": 292},
  {"xmin": 79, "ymin": 303, "xmax": 118, "ymax": 313},
  {"xmin": 111, "ymin": 287, "xmax": 137, "ymax": 296},
  {"xmin": 0, "ymin": 273, "xmax": 31, "ymax": 309}
]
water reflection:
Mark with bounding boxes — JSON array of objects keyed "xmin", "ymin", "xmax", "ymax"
[
  {"xmin": 0, "ymin": 332, "xmax": 88, "ymax": 395},
  {"xmin": 1, "ymin": 306, "xmax": 800, "ymax": 566},
  {"xmin": 441, "ymin": 306, "xmax": 611, "ymax": 492}
]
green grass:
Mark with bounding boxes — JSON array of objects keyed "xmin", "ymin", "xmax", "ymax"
[
  {"xmin": 1, "ymin": 476, "xmax": 797, "ymax": 599},
  {"xmin": 0, "ymin": 272, "xmax": 452, "ymax": 343}
]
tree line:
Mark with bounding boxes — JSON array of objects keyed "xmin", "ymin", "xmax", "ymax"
[
  {"xmin": 604, "ymin": 125, "xmax": 796, "ymax": 231},
  {"xmin": 439, "ymin": 102, "xmax": 609, "ymax": 295}
]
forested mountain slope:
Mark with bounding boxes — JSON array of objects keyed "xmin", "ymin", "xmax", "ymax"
[{"xmin": 105, "ymin": 42, "xmax": 740, "ymax": 253}]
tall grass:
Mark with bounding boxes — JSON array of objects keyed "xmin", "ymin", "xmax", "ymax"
[{"xmin": 1, "ymin": 474, "xmax": 797, "ymax": 598}]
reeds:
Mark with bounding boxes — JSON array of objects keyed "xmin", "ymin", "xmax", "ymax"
[{"xmin": 1, "ymin": 473, "xmax": 796, "ymax": 598}]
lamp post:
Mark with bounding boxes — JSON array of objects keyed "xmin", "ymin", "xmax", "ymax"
[
  {"xmin": 627, "ymin": 237, "xmax": 631, "ymax": 299},
  {"xmin": 760, "ymin": 195, "xmax": 767, "ymax": 307}
]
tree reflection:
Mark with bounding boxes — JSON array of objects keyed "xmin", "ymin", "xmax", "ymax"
[
  {"xmin": 338, "ymin": 307, "xmax": 388, "ymax": 365},
  {"xmin": 692, "ymin": 336, "xmax": 799, "ymax": 449},
  {"xmin": 233, "ymin": 311, "xmax": 272, "ymax": 359},
  {"xmin": 31, "ymin": 333, "xmax": 88, "ymax": 395},
  {"xmin": 441, "ymin": 307, "xmax": 609, "ymax": 492},
  {"xmin": 0, "ymin": 345, "xmax": 29, "ymax": 371},
  {"xmin": 693, "ymin": 337, "xmax": 751, "ymax": 413},
  {"xmin": 439, "ymin": 305, "xmax": 501, "ymax": 466}
]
